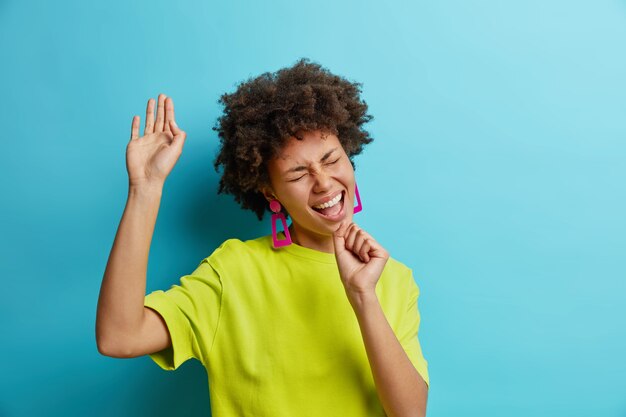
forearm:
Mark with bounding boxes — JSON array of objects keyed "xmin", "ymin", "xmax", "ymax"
[
  {"xmin": 96, "ymin": 184, "xmax": 163, "ymax": 352},
  {"xmin": 348, "ymin": 291, "xmax": 428, "ymax": 417}
]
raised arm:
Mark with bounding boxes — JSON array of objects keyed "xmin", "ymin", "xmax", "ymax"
[{"xmin": 96, "ymin": 94, "xmax": 187, "ymax": 358}]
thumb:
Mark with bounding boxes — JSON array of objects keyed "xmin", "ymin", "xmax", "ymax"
[
  {"xmin": 332, "ymin": 232, "xmax": 344, "ymax": 256},
  {"xmin": 169, "ymin": 119, "xmax": 186, "ymax": 147},
  {"xmin": 332, "ymin": 222, "xmax": 349, "ymax": 256}
]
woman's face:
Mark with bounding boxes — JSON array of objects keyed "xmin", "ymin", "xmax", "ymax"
[{"xmin": 265, "ymin": 130, "xmax": 356, "ymax": 249}]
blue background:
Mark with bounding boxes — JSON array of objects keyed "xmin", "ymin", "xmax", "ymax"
[{"xmin": 1, "ymin": 0, "xmax": 625, "ymax": 416}]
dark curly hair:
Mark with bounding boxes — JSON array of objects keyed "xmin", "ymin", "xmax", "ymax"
[{"xmin": 213, "ymin": 58, "xmax": 374, "ymax": 220}]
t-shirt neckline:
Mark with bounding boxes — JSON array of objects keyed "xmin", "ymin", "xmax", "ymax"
[{"xmin": 271, "ymin": 232, "xmax": 337, "ymax": 264}]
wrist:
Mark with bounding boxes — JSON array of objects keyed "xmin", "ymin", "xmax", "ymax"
[
  {"xmin": 128, "ymin": 181, "xmax": 164, "ymax": 197},
  {"xmin": 127, "ymin": 184, "xmax": 164, "ymax": 207},
  {"xmin": 346, "ymin": 289, "xmax": 379, "ymax": 312}
]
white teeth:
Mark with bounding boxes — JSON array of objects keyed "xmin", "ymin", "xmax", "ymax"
[{"xmin": 313, "ymin": 193, "xmax": 342, "ymax": 209}]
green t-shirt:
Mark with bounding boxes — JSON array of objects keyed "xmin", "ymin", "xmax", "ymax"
[{"xmin": 144, "ymin": 235, "xmax": 429, "ymax": 416}]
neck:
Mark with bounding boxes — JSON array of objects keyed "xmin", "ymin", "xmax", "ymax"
[{"xmin": 288, "ymin": 224, "xmax": 334, "ymax": 253}]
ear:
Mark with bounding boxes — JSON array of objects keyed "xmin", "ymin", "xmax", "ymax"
[{"xmin": 260, "ymin": 185, "xmax": 277, "ymax": 203}]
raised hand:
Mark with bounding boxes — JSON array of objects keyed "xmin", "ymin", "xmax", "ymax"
[
  {"xmin": 332, "ymin": 222, "xmax": 390, "ymax": 298},
  {"xmin": 126, "ymin": 94, "xmax": 187, "ymax": 188}
]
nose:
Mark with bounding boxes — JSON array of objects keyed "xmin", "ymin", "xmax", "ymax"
[{"xmin": 312, "ymin": 169, "xmax": 332, "ymax": 193}]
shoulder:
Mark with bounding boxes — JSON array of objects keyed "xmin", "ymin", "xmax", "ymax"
[
  {"xmin": 384, "ymin": 256, "xmax": 413, "ymax": 280},
  {"xmin": 380, "ymin": 257, "xmax": 420, "ymax": 294},
  {"xmin": 202, "ymin": 235, "xmax": 274, "ymax": 269},
  {"xmin": 385, "ymin": 256, "xmax": 412, "ymax": 273},
  {"xmin": 210, "ymin": 235, "xmax": 272, "ymax": 255}
]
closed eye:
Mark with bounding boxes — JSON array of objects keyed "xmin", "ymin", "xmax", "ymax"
[
  {"xmin": 288, "ymin": 174, "xmax": 307, "ymax": 182},
  {"xmin": 326, "ymin": 158, "xmax": 340, "ymax": 165}
]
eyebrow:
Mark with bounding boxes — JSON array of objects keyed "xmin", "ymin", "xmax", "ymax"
[{"xmin": 285, "ymin": 148, "xmax": 338, "ymax": 173}]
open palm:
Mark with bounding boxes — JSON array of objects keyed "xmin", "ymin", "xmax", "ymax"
[{"xmin": 126, "ymin": 94, "xmax": 187, "ymax": 187}]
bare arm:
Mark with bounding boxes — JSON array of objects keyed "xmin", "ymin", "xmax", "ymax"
[
  {"xmin": 333, "ymin": 224, "xmax": 428, "ymax": 417},
  {"xmin": 96, "ymin": 94, "xmax": 187, "ymax": 357},
  {"xmin": 349, "ymin": 292, "xmax": 428, "ymax": 417}
]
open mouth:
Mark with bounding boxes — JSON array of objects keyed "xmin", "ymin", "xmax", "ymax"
[{"xmin": 311, "ymin": 191, "xmax": 345, "ymax": 219}]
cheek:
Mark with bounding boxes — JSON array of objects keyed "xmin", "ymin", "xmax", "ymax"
[
  {"xmin": 337, "ymin": 160, "xmax": 355, "ymax": 181},
  {"xmin": 279, "ymin": 184, "xmax": 309, "ymax": 210}
]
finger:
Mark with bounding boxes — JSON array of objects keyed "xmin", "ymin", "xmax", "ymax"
[
  {"xmin": 369, "ymin": 243, "xmax": 389, "ymax": 260},
  {"xmin": 332, "ymin": 233, "xmax": 345, "ymax": 256},
  {"xmin": 169, "ymin": 119, "xmax": 187, "ymax": 149},
  {"xmin": 169, "ymin": 118, "xmax": 182, "ymax": 135},
  {"xmin": 362, "ymin": 236, "xmax": 388, "ymax": 260},
  {"xmin": 332, "ymin": 222, "xmax": 350, "ymax": 255},
  {"xmin": 348, "ymin": 226, "xmax": 385, "ymax": 261},
  {"xmin": 352, "ymin": 230, "xmax": 368, "ymax": 257},
  {"xmin": 155, "ymin": 93, "xmax": 166, "ymax": 133},
  {"xmin": 130, "ymin": 115, "xmax": 140, "ymax": 140},
  {"xmin": 334, "ymin": 221, "xmax": 350, "ymax": 238},
  {"xmin": 144, "ymin": 98, "xmax": 155, "ymax": 134},
  {"xmin": 164, "ymin": 97, "xmax": 175, "ymax": 134},
  {"xmin": 344, "ymin": 224, "xmax": 360, "ymax": 251},
  {"xmin": 354, "ymin": 228, "xmax": 378, "ymax": 249},
  {"xmin": 358, "ymin": 241, "xmax": 371, "ymax": 263}
]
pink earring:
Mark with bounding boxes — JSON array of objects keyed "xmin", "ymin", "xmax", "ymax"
[
  {"xmin": 270, "ymin": 200, "xmax": 292, "ymax": 248},
  {"xmin": 353, "ymin": 183, "xmax": 363, "ymax": 214}
]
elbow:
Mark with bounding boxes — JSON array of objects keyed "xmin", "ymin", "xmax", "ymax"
[
  {"xmin": 397, "ymin": 408, "xmax": 426, "ymax": 417},
  {"xmin": 96, "ymin": 335, "xmax": 118, "ymax": 357},
  {"xmin": 96, "ymin": 332, "xmax": 134, "ymax": 358},
  {"xmin": 388, "ymin": 410, "xmax": 425, "ymax": 417}
]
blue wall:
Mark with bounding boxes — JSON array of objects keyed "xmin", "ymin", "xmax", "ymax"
[{"xmin": 1, "ymin": 0, "xmax": 625, "ymax": 416}]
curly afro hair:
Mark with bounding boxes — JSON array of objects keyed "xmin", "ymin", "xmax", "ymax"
[{"xmin": 213, "ymin": 58, "xmax": 374, "ymax": 220}]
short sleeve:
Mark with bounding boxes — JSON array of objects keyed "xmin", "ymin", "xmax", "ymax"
[
  {"xmin": 144, "ymin": 259, "xmax": 223, "ymax": 371},
  {"xmin": 397, "ymin": 272, "xmax": 430, "ymax": 388}
]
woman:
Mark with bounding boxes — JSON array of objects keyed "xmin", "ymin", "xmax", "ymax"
[{"xmin": 96, "ymin": 58, "xmax": 429, "ymax": 417}]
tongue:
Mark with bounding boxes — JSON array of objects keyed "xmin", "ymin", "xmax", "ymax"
[{"xmin": 318, "ymin": 199, "xmax": 342, "ymax": 217}]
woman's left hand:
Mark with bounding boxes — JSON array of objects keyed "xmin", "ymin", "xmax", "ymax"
[{"xmin": 333, "ymin": 222, "xmax": 390, "ymax": 298}]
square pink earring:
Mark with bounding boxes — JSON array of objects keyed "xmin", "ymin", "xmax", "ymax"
[
  {"xmin": 270, "ymin": 200, "xmax": 292, "ymax": 248},
  {"xmin": 353, "ymin": 183, "xmax": 362, "ymax": 214}
]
